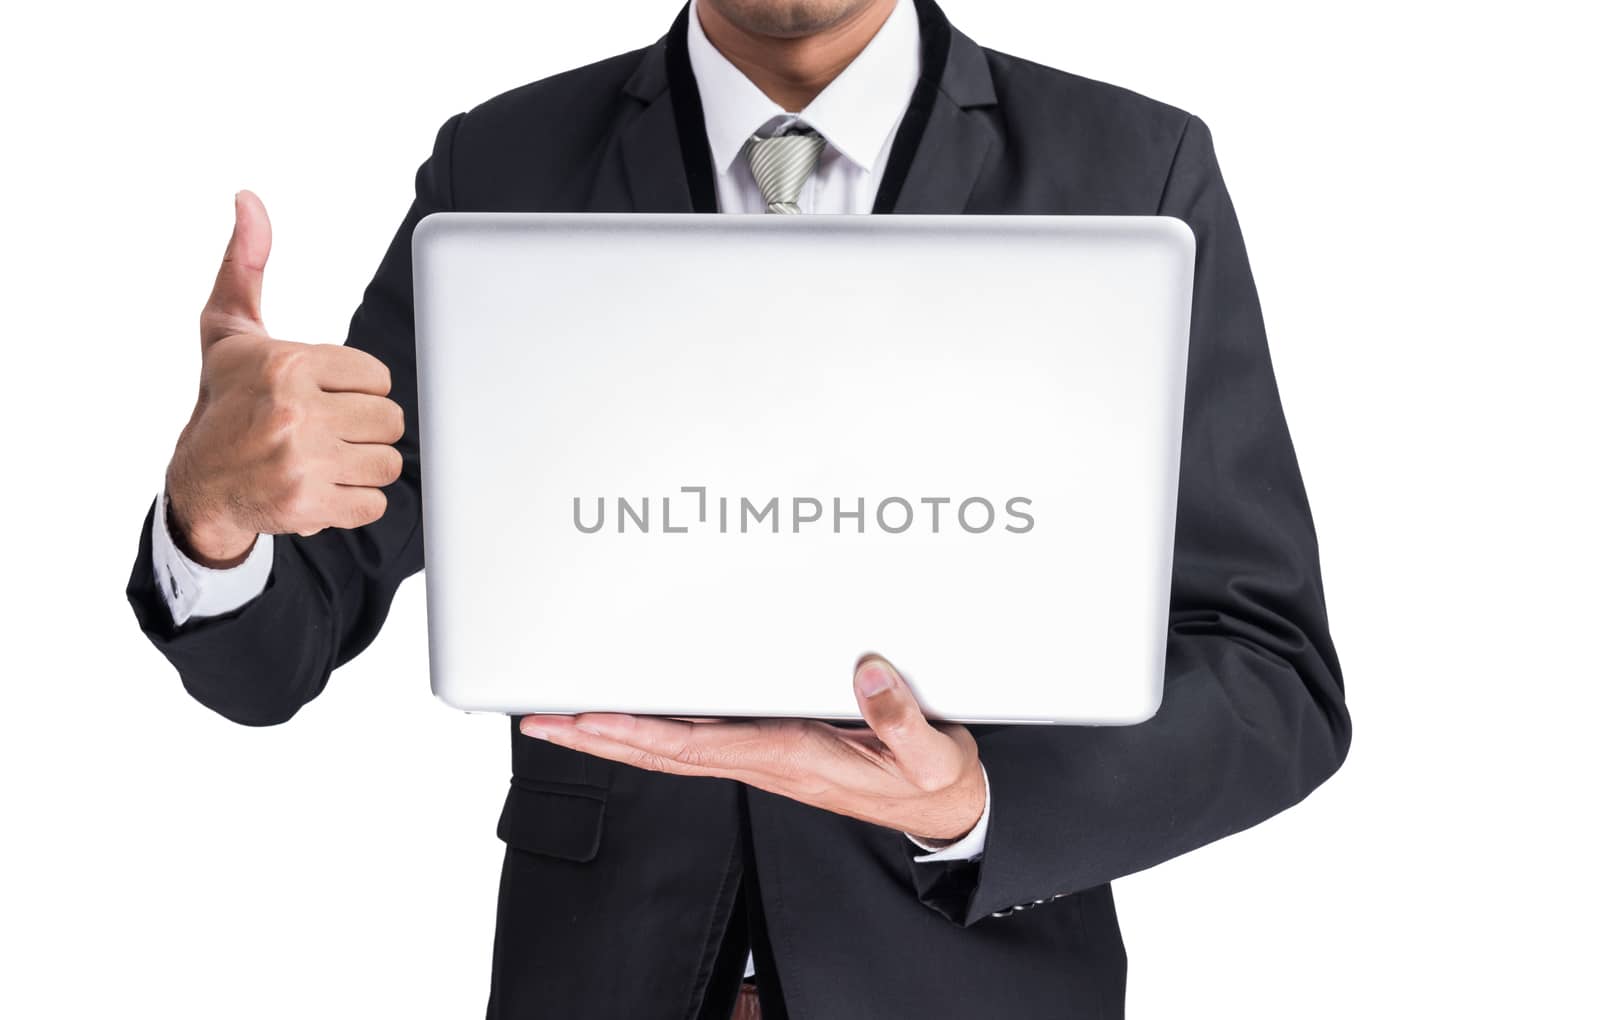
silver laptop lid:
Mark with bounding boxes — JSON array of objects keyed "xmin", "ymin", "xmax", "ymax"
[{"xmin": 413, "ymin": 214, "xmax": 1193, "ymax": 724}]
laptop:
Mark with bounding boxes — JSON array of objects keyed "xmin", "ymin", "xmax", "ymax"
[{"xmin": 412, "ymin": 214, "xmax": 1193, "ymax": 724}]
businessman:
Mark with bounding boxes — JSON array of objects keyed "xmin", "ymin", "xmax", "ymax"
[{"xmin": 128, "ymin": 1, "xmax": 1351, "ymax": 1016}]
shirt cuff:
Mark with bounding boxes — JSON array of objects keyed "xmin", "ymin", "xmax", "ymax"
[
  {"xmin": 149, "ymin": 484, "xmax": 273, "ymax": 626},
  {"xmin": 907, "ymin": 764, "xmax": 990, "ymax": 863}
]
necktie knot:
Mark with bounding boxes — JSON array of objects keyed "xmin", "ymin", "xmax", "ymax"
[{"xmin": 744, "ymin": 128, "xmax": 825, "ymax": 214}]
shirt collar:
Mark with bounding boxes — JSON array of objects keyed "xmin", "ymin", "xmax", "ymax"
[{"xmin": 685, "ymin": 0, "xmax": 922, "ymax": 176}]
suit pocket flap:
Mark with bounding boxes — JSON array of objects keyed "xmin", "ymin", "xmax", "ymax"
[{"xmin": 496, "ymin": 781, "xmax": 606, "ymax": 863}]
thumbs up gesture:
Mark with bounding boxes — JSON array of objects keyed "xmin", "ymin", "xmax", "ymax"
[{"xmin": 165, "ymin": 192, "xmax": 405, "ymax": 566}]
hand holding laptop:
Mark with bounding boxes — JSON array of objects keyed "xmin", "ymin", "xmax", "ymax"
[
  {"xmin": 519, "ymin": 655, "xmax": 987, "ymax": 843},
  {"xmin": 165, "ymin": 192, "xmax": 405, "ymax": 566}
]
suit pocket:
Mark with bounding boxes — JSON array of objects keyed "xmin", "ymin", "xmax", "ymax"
[{"xmin": 496, "ymin": 779, "xmax": 607, "ymax": 863}]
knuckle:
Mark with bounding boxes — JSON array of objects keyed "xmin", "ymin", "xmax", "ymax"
[
  {"xmin": 629, "ymin": 750, "xmax": 677, "ymax": 775},
  {"xmin": 198, "ymin": 309, "xmax": 227, "ymax": 340},
  {"xmin": 674, "ymin": 740, "xmax": 716, "ymax": 770},
  {"xmin": 378, "ymin": 446, "xmax": 404, "ymax": 484},
  {"xmin": 384, "ymin": 401, "xmax": 406, "ymax": 442},
  {"xmin": 260, "ymin": 395, "xmax": 304, "ymax": 437},
  {"xmin": 674, "ymin": 744, "xmax": 707, "ymax": 768},
  {"xmin": 199, "ymin": 309, "xmax": 253, "ymax": 345},
  {"xmin": 326, "ymin": 345, "xmax": 391, "ymax": 394},
  {"xmin": 349, "ymin": 490, "xmax": 387, "ymax": 528},
  {"xmin": 259, "ymin": 344, "xmax": 308, "ymax": 388}
]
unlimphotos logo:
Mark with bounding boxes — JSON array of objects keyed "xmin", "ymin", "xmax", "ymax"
[{"xmin": 573, "ymin": 486, "xmax": 1034, "ymax": 535}]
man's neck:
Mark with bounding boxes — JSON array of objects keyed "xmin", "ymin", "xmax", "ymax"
[{"xmin": 695, "ymin": 0, "xmax": 900, "ymax": 113}]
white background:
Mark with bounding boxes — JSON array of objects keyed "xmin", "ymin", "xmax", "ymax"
[{"xmin": 1, "ymin": 0, "xmax": 1595, "ymax": 1016}]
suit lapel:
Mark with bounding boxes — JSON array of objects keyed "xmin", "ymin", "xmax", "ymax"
[
  {"xmin": 606, "ymin": 5, "xmax": 717, "ymax": 214},
  {"xmin": 879, "ymin": 3, "xmax": 1000, "ymax": 214},
  {"xmin": 618, "ymin": 96, "xmax": 696, "ymax": 213},
  {"xmin": 887, "ymin": 87, "xmax": 997, "ymax": 214}
]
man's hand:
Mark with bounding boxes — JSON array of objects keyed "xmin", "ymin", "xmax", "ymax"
[
  {"xmin": 165, "ymin": 191, "xmax": 405, "ymax": 566},
  {"xmin": 519, "ymin": 655, "xmax": 986, "ymax": 843}
]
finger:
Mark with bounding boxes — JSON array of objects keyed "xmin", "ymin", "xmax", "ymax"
[
  {"xmin": 519, "ymin": 714, "xmax": 926, "ymax": 822},
  {"xmin": 333, "ymin": 442, "xmax": 403, "ymax": 487},
  {"xmin": 328, "ymin": 485, "xmax": 388, "ymax": 530},
  {"xmin": 308, "ymin": 344, "xmax": 392, "ymax": 395},
  {"xmin": 520, "ymin": 716, "xmax": 916, "ymax": 826},
  {"xmin": 525, "ymin": 712, "xmax": 824, "ymax": 779},
  {"xmin": 292, "ymin": 485, "xmax": 387, "ymax": 533},
  {"xmin": 853, "ymin": 656, "xmax": 962, "ymax": 792},
  {"xmin": 519, "ymin": 715, "xmax": 748, "ymax": 781},
  {"xmin": 201, "ymin": 190, "xmax": 272, "ymax": 347},
  {"xmin": 325, "ymin": 393, "xmax": 405, "ymax": 444}
]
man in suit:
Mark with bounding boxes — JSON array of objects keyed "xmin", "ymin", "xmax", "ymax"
[{"xmin": 127, "ymin": 0, "xmax": 1352, "ymax": 1016}]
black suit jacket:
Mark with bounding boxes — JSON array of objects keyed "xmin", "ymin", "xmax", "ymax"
[{"xmin": 127, "ymin": 3, "xmax": 1351, "ymax": 1017}]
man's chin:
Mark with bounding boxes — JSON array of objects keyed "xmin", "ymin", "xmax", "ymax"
[{"xmin": 703, "ymin": 0, "xmax": 879, "ymax": 39}]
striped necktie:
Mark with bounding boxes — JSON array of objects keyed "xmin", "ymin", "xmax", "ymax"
[{"xmin": 743, "ymin": 128, "xmax": 826, "ymax": 214}]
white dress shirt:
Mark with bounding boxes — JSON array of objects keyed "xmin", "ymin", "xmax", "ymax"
[
  {"xmin": 686, "ymin": 0, "xmax": 919, "ymax": 216},
  {"xmin": 149, "ymin": 0, "xmax": 989, "ymax": 900}
]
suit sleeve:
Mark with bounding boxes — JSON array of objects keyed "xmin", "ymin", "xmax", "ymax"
[
  {"xmin": 913, "ymin": 116, "xmax": 1352, "ymax": 925},
  {"xmin": 125, "ymin": 113, "xmax": 465, "ymax": 726}
]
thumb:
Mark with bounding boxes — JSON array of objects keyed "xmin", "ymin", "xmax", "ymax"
[
  {"xmin": 201, "ymin": 190, "xmax": 272, "ymax": 346},
  {"xmin": 853, "ymin": 655, "xmax": 953, "ymax": 788}
]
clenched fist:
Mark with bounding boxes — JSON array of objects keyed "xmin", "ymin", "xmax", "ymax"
[{"xmin": 165, "ymin": 191, "xmax": 405, "ymax": 567}]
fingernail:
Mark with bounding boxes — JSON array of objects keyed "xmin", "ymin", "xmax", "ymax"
[
  {"xmin": 520, "ymin": 720, "xmax": 549, "ymax": 740},
  {"xmin": 856, "ymin": 659, "xmax": 897, "ymax": 697}
]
